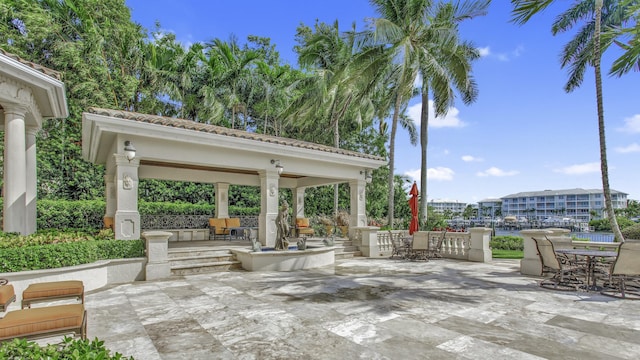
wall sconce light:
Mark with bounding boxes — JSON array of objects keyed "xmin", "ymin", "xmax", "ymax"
[
  {"xmin": 271, "ymin": 159, "xmax": 284, "ymax": 175},
  {"xmin": 361, "ymin": 169, "xmax": 373, "ymax": 183},
  {"xmin": 124, "ymin": 140, "xmax": 136, "ymax": 161}
]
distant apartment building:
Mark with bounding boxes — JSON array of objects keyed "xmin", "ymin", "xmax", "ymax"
[
  {"xmin": 428, "ymin": 199, "xmax": 467, "ymax": 214},
  {"xmin": 500, "ymin": 188, "xmax": 628, "ymax": 223},
  {"xmin": 477, "ymin": 198, "xmax": 502, "ymax": 218}
]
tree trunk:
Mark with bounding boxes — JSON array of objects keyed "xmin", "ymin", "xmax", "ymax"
[
  {"xmin": 419, "ymin": 87, "xmax": 429, "ymax": 225},
  {"xmin": 593, "ymin": 0, "xmax": 624, "ymax": 243},
  {"xmin": 387, "ymin": 92, "xmax": 402, "ymax": 229}
]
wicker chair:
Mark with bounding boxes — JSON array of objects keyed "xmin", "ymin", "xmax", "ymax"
[
  {"xmin": 601, "ymin": 242, "xmax": 640, "ymax": 300},
  {"xmin": 533, "ymin": 238, "xmax": 584, "ymax": 291}
]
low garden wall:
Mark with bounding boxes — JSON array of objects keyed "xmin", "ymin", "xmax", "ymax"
[{"xmin": 1, "ymin": 258, "xmax": 146, "ymax": 305}]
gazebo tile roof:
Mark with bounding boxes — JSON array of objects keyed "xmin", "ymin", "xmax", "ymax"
[
  {"xmin": 0, "ymin": 48, "xmax": 62, "ymax": 81},
  {"xmin": 87, "ymin": 107, "xmax": 385, "ymax": 161}
]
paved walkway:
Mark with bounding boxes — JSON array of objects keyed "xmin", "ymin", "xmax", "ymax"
[{"xmin": 85, "ymin": 258, "xmax": 639, "ymax": 360}]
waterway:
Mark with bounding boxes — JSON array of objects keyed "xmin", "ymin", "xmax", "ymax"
[{"xmin": 494, "ymin": 229, "xmax": 615, "ymax": 242}]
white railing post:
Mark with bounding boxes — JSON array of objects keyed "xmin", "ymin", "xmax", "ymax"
[
  {"xmin": 469, "ymin": 227, "xmax": 492, "ymax": 262},
  {"xmin": 519, "ymin": 229, "xmax": 552, "ymax": 275},
  {"xmin": 359, "ymin": 227, "xmax": 380, "ymax": 257},
  {"xmin": 142, "ymin": 231, "xmax": 172, "ymax": 280}
]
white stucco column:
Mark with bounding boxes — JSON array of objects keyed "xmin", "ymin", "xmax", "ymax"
[
  {"xmin": 25, "ymin": 126, "xmax": 38, "ymax": 234},
  {"xmin": 2, "ymin": 104, "xmax": 27, "ymax": 234},
  {"xmin": 519, "ymin": 229, "xmax": 552, "ymax": 276},
  {"xmin": 259, "ymin": 170, "xmax": 280, "ymax": 247},
  {"xmin": 293, "ymin": 187, "xmax": 306, "ymax": 219},
  {"xmin": 349, "ymin": 179, "xmax": 367, "ymax": 239},
  {"xmin": 104, "ymin": 174, "xmax": 116, "ymax": 218},
  {"xmin": 114, "ymin": 154, "xmax": 140, "ymax": 240},
  {"xmin": 214, "ymin": 182, "xmax": 230, "ymax": 218}
]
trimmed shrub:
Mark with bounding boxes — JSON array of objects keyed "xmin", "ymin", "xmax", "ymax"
[
  {"xmin": 621, "ymin": 223, "xmax": 640, "ymax": 240},
  {"xmin": 0, "ymin": 336, "xmax": 134, "ymax": 359},
  {"xmin": 490, "ymin": 235, "xmax": 524, "ymax": 251},
  {"xmin": 0, "ymin": 229, "xmax": 143, "ymax": 273}
]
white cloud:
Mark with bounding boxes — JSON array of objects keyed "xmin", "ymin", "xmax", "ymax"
[
  {"xmin": 485, "ymin": 45, "xmax": 524, "ymax": 62},
  {"xmin": 462, "ymin": 155, "xmax": 483, "ymax": 162},
  {"xmin": 554, "ymin": 162, "xmax": 600, "ymax": 175},
  {"xmin": 615, "ymin": 143, "xmax": 640, "ymax": 153},
  {"xmin": 407, "ymin": 101, "xmax": 466, "ymax": 128},
  {"xmin": 476, "ymin": 167, "xmax": 519, "ymax": 177},
  {"xmin": 404, "ymin": 167, "xmax": 454, "ymax": 182},
  {"xmin": 618, "ymin": 114, "xmax": 640, "ymax": 133}
]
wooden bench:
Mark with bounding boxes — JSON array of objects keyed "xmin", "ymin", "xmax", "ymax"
[
  {"xmin": 0, "ymin": 285, "xmax": 86, "ymax": 342},
  {"xmin": 21, "ymin": 280, "xmax": 84, "ymax": 309}
]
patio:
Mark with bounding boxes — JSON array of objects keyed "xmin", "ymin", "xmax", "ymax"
[{"xmin": 85, "ymin": 258, "xmax": 640, "ymax": 359}]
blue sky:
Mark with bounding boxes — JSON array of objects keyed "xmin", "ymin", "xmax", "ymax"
[{"xmin": 126, "ymin": 0, "xmax": 639, "ymax": 204}]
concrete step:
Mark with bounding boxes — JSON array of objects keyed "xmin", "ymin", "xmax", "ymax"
[
  {"xmin": 171, "ymin": 261, "xmax": 243, "ymax": 275},
  {"xmin": 168, "ymin": 248, "xmax": 232, "ymax": 259},
  {"xmin": 169, "ymin": 254, "xmax": 235, "ymax": 267},
  {"xmin": 335, "ymin": 251, "xmax": 362, "ymax": 260}
]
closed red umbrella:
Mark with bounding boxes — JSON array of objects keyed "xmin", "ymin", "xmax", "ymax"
[{"xmin": 408, "ymin": 181, "xmax": 419, "ymax": 235}]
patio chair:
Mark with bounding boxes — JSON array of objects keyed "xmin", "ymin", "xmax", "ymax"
[
  {"xmin": 208, "ymin": 218, "xmax": 229, "ymax": 240},
  {"xmin": 601, "ymin": 241, "xmax": 640, "ymax": 300},
  {"xmin": 427, "ymin": 231, "xmax": 446, "ymax": 259},
  {"xmin": 409, "ymin": 233, "xmax": 429, "ymax": 261},
  {"xmin": 545, "ymin": 235, "xmax": 582, "ymax": 268},
  {"xmin": 390, "ymin": 233, "xmax": 409, "ymax": 259},
  {"xmin": 295, "ymin": 218, "xmax": 315, "ymax": 238},
  {"xmin": 533, "ymin": 237, "xmax": 584, "ymax": 291}
]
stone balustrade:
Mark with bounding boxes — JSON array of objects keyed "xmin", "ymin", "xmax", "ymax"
[{"xmin": 359, "ymin": 228, "xmax": 492, "ymax": 262}]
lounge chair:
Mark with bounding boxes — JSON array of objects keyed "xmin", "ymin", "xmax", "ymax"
[
  {"xmin": 21, "ymin": 280, "xmax": 84, "ymax": 309},
  {"xmin": 0, "ymin": 285, "xmax": 86, "ymax": 342},
  {"xmin": 0, "ymin": 280, "xmax": 15, "ymax": 312}
]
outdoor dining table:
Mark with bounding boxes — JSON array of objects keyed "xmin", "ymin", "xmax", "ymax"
[{"xmin": 555, "ymin": 249, "xmax": 618, "ymax": 291}]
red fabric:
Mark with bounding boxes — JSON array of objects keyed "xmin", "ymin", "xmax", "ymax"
[{"xmin": 408, "ymin": 182, "xmax": 419, "ymax": 235}]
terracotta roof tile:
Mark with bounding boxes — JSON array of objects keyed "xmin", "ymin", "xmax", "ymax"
[
  {"xmin": 0, "ymin": 48, "xmax": 62, "ymax": 81},
  {"xmin": 87, "ymin": 107, "xmax": 386, "ymax": 161}
]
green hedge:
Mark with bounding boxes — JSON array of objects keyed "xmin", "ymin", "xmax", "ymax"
[
  {"xmin": 0, "ymin": 337, "xmax": 134, "ymax": 359},
  {"xmin": 0, "ymin": 229, "xmax": 144, "ymax": 273},
  {"xmin": 490, "ymin": 235, "xmax": 524, "ymax": 251}
]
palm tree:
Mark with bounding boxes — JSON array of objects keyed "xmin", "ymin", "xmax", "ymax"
[
  {"xmin": 292, "ymin": 20, "xmax": 386, "ymax": 216},
  {"xmin": 367, "ymin": 0, "xmax": 487, "ymax": 228},
  {"xmin": 416, "ymin": 1, "xmax": 487, "ymax": 225},
  {"xmin": 205, "ymin": 38, "xmax": 261, "ymax": 129},
  {"xmin": 511, "ymin": 0, "xmax": 628, "ymax": 243},
  {"xmin": 610, "ymin": 0, "xmax": 640, "ymax": 76}
]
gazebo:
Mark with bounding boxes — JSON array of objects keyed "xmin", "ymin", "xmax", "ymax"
[
  {"xmin": 0, "ymin": 50, "xmax": 69, "ymax": 235},
  {"xmin": 82, "ymin": 108, "xmax": 386, "ymax": 247}
]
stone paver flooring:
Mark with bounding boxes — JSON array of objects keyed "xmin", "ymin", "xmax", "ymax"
[{"xmin": 85, "ymin": 258, "xmax": 640, "ymax": 359}]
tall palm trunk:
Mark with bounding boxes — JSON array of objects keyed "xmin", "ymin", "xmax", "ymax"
[
  {"xmin": 387, "ymin": 92, "xmax": 402, "ymax": 228},
  {"xmin": 419, "ymin": 87, "xmax": 429, "ymax": 224},
  {"xmin": 593, "ymin": 0, "xmax": 624, "ymax": 242}
]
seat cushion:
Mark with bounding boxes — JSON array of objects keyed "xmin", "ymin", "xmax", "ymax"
[
  {"xmin": 22, "ymin": 281, "xmax": 84, "ymax": 301},
  {"xmin": 0, "ymin": 285, "xmax": 15, "ymax": 306},
  {"xmin": 0, "ymin": 304, "xmax": 84, "ymax": 339},
  {"xmin": 225, "ymin": 218, "xmax": 241, "ymax": 228},
  {"xmin": 296, "ymin": 218, "xmax": 309, "ymax": 228}
]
